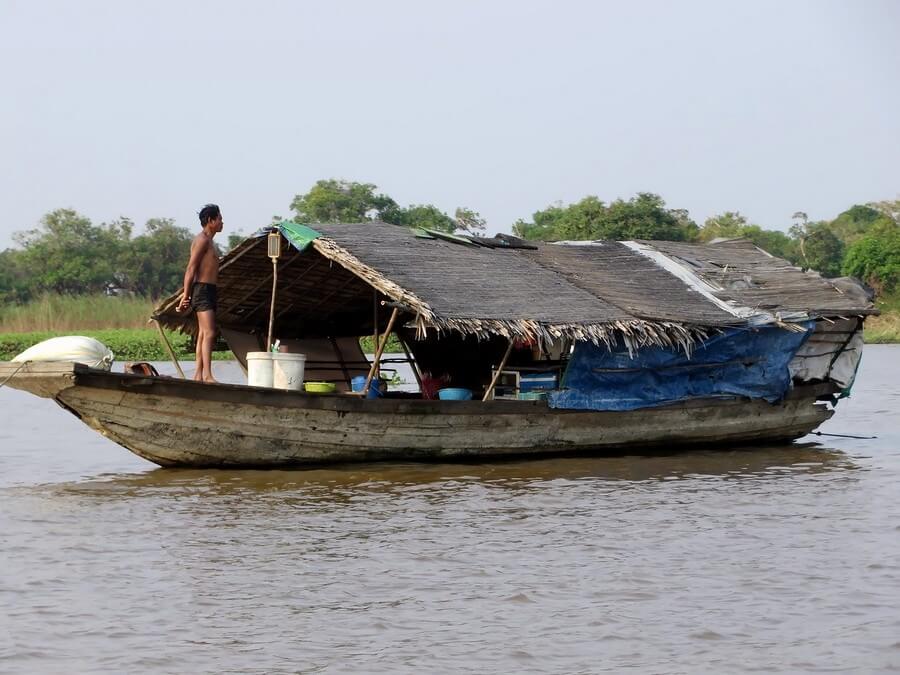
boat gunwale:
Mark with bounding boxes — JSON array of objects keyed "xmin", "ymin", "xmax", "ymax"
[{"xmin": 63, "ymin": 364, "xmax": 839, "ymax": 416}]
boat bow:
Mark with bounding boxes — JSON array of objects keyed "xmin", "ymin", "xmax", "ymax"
[{"xmin": 0, "ymin": 361, "xmax": 82, "ymax": 400}]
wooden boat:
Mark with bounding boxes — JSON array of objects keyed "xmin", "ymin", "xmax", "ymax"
[
  {"xmin": 0, "ymin": 223, "xmax": 876, "ymax": 468},
  {"xmin": 0, "ymin": 361, "xmax": 837, "ymax": 468}
]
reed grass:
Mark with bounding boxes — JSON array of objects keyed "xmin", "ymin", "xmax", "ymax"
[
  {"xmin": 863, "ymin": 289, "xmax": 900, "ymax": 343},
  {"xmin": 0, "ymin": 293, "xmax": 154, "ymax": 333},
  {"xmin": 864, "ymin": 312, "xmax": 900, "ymax": 344}
]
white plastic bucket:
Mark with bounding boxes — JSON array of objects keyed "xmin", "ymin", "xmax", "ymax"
[
  {"xmin": 246, "ymin": 352, "xmax": 274, "ymax": 388},
  {"xmin": 271, "ymin": 352, "xmax": 306, "ymax": 391}
]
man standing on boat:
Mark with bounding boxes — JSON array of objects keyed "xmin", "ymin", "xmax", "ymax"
[{"xmin": 177, "ymin": 203, "xmax": 223, "ymax": 382}]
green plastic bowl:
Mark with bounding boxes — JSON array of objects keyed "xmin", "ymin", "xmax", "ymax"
[{"xmin": 304, "ymin": 381, "xmax": 336, "ymax": 394}]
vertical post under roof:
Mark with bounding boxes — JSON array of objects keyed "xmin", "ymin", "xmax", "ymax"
[
  {"xmin": 360, "ymin": 307, "xmax": 400, "ymax": 397},
  {"xmin": 372, "ymin": 291, "xmax": 379, "ymax": 361},
  {"xmin": 482, "ymin": 339, "xmax": 516, "ymax": 402}
]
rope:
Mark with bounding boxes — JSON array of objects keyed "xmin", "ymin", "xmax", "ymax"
[
  {"xmin": 0, "ymin": 360, "xmax": 30, "ymax": 389},
  {"xmin": 809, "ymin": 430, "xmax": 877, "ymax": 440}
]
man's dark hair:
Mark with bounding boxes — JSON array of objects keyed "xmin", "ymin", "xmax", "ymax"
[{"xmin": 199, "ymin": 203, "xmax": 221, "ymax": 227}]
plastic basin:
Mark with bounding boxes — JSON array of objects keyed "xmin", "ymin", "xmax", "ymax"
[
  {"xmin": 438, "ymin": 387, "xmax": 473, "ymax": 401},
  {"xmin": 304, "ymin": 381, "xmax": 336, "ymax": 394},
  {"xmin": 351, "ymin": 375, "xmax": 384, "ymax": 399}
]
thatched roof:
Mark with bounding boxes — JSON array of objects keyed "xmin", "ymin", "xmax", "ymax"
[
  {"xmin": 153, "ymin": 222, "xmax": 875, "ymax": 352},
  {"xmin": 645, "ymin": 239, "xmax": 875, "ymax": 318}
]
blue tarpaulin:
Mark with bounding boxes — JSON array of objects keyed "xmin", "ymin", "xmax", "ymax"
[{"xmin": 549, "ymin": 323, "xmax": 814, "ymax": 411}]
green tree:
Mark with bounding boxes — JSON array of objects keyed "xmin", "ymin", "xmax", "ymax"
[
  {"xmin": 698, "ymin": 211, "xmax": 750, "ymax": 241},
  {"xmin": 742, "ymin": 226, "xmax": 796, "ymax": 260},
  {"xmin": 227, "ymin": 231, "xmax": 247, "ymax": 251},
  {"xmin": 0, "ymin": 248, "xmax": 32, "ymax": 303},
  {"xmin": 868, "ymin": 199, "xmax": 900, "ymax": 224},
  {"xmin": 829, "ymin": 204, "xmax": 892, "ymax": 244},
  {"xmin": 512, "ymin": 203, "xmax": 567, "ymax": 240},
  {"xmin": 513, "ymin": 193, "xmax": 697, "ymax": 242},
  {"xmin": 383, "ymin": 204, "xmax": 488, "ymax": 234},
  {"xmin": 453, "ymin": 207, "xmax": 487, "ymax": 235},
  {"xmin": 789, "ymin": 219, "xmax": 845, "ymax": 277},
  {"xmin": 383, "ymin": 203, "xmax": 456, "ymax": 232},
  {"xmin": 290, "ymin": 179, "xmax": 398, "ymax": 223},
  {"xmin": 698, "ymin": 212, "xmax": 796, "ymax": 259},
  {"xmin": 122, "ymin": 218, "xmax": 195, "ymax": 297},
  {"xmin": 842, "ymin": 221, "xmax": 900, "ymax": 293},
  {"xmin": 14, "ymin": 209, "xmax": 128, "ymax": 294},
  {"xmin": 289, "ymin": 179, "xmax": 487, "ymax": 235}
]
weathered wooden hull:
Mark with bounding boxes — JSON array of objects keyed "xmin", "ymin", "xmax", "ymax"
[{"xmin": 0, "ymin": 362, "xmax": 835, "ymax": 468}]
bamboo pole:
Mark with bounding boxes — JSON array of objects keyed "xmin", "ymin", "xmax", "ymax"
[
  {"xmin": 266, "ymin": 259, "xmax": 278, "ymax": 351},
  {"xmin": 372, "ymin": 292, "xmax": 379, "ymax": 360},
  {"xmin": 152, "ymin": 319, "xmax": 186, "ymax": 379},
  {"xmin": 482, "ymin": 339, "xmax": 515, "ymax": 402},
  {"xmin": 398, "ymin": 334, "xmax": 424, "ymax": 393},
  {"xmin": 360, "ymin": 307, "xmax": 400, "ymax": 396}
]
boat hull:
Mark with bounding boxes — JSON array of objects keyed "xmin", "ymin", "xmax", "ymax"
[{"xmin": 1, "ymin": 363, "xmax": 835, "ymax": 468}]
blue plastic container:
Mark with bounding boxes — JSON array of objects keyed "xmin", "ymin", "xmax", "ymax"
[
  {"xmin": 351, "ymin": 375, "xmax": 383, "ymax": 399},
  {"xmin": 438, "ymin": 387, "xmax": 473, "ymax": 401},
  {"xmin": 520, "ymin": 373, "xmax": 557, "ymax": 393},
  {"xmin": 517, "ymin": 391, "xmax": 548, "ymax": 401}
]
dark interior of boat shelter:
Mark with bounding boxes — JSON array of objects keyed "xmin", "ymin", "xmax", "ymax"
[{"xmin": 165, "ymin": 235, "xmax": 564, "ymax": 398}]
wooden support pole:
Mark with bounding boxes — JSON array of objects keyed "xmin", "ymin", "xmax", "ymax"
[
  {"xmin": 372, "ymin": 292, "xmax": 379, "ymax": 360},
  {"xmin": 398, "ymin": 334, "xmax": 424, "ymax": 393},
  {"xmin": 360, "ymin": 307, "xmax": 400, "ymax": 396},
  {"xmin": 153, "ymin": 319, "xmax": 186, "ymax": 379},
  {"xmin": 330, "ymin": 336, "xmax": 351, "ymax": 388},
  {"xmin": 482, "ymin": 339, "xmax": 515, "ymax": 402}
]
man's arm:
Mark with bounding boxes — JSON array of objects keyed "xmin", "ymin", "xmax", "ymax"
[{"xmin": 177, "ymin": 235, "xmax": 210, "ymax": 311}]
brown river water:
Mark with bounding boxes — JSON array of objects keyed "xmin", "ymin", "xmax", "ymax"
[{"xmin": 1, "ymin": 346, "xmax": 899, "ymax": 673}]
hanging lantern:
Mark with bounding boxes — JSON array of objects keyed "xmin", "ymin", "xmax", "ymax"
[{"xmin": 267, "ymin": 230, "xmax": 282, "ymax": 261}]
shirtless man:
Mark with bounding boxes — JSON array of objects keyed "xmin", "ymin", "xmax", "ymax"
[{"xmin": 177, "ymin": 204, "xmax": 224, "ymax": 382}]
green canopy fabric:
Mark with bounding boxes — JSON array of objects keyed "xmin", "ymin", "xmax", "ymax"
[{"xmin": 277, "ymin": 221, "xmax": 322, "ymax": 251}]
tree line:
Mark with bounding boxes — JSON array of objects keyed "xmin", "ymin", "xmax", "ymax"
[{"xmin": 1, "ymin": 179, "xmax": 897, "ymax": 305}]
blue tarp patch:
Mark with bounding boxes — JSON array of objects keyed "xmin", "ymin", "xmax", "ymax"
[{"xmin": 549, "ymin": 323, "xmax": 814, "ymax": 411}]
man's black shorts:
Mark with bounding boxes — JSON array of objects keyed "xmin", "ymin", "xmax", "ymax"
[{"xmin": 190, "ymin": 282, "xmax": 217, "ymax": 313}]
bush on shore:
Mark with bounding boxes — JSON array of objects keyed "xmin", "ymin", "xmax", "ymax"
[{"xmin": 0, "ymin": 329, "xmax": 233, "ymax": 362}]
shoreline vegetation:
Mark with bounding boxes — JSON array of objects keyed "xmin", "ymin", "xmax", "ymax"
[
  {"xmin": 0, "ymin": 293, "xmax": 896, "ymax": 362},
  {"xmin": 0, "ymin": 294, "xmax": 402, "ymax": 361}
]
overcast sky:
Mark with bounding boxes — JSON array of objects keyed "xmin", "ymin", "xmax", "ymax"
[{"xmin": 1, "ymin": 0, "xmax": 897, "ymax": 246}]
